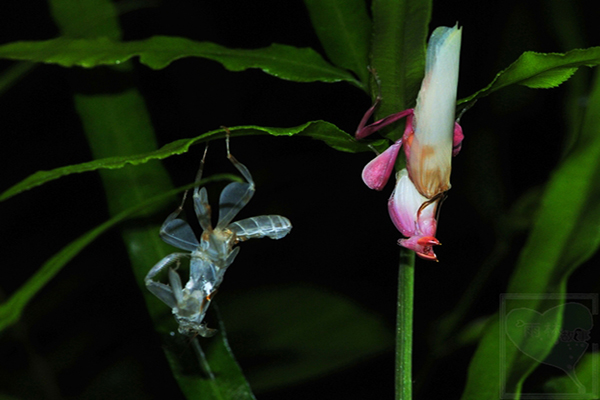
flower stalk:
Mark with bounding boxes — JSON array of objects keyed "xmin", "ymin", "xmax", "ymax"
[{"xmin": 396, "ymin": 248, "xmax": 415, "ymax": 400}]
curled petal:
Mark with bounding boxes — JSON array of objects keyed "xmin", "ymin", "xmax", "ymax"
[
  {"xmin": 399, "ymin": 237, "xmax": 439, "ymax": 261},
  {"xmin": 361, "ymin": 140, "xmax": 402, "ymax": 190},
  {"xmin": 409, "ymin": 24, "xmax": 462, "ymax": 198},
  {"xmin": 388, "ymin": 169, "xmax": 440, "ymax": 260},
  {"xmin": 388, "ymin": 169, "xmax": 436, "ymax": 237}
]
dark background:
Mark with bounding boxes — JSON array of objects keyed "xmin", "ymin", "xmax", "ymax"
[{"xmin": 1, "ymin": 1, "xmax": 599, "ymax": 399}]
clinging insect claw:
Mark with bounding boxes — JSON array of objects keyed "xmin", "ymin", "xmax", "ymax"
[{"xmin": 221, "ymin": 126, "xmax": 233, "ymax": 159}]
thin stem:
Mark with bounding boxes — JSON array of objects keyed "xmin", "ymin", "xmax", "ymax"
[{"xmin": 396, "ymin": 248, "xmax": 415, "ymax": 400}]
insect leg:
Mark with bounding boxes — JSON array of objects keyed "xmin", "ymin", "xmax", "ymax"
[
  {"xmin": 194, "ymin": 144, "xmax": 209, "ymax": 199},
  {"xmin": 192, "ymin": 144, "xmax": 213, "ymax": 232},
  {"xmin": 145, "ymin": 252, "xmax": 191, "ymax": 309},
  {"xmin": 355, "ymin": 68, "xmax": 415, "ymax": 140},
  {"xmin": 215, "ymin": 127, "xmax": 255, "ymax": 228},
  {"xmin": 224, "ymin": 128, "xmax": 253, "ymax": 184},
  {"xmin": 356, "ymin": 108, "xmax": 415, "ymax": 141}
]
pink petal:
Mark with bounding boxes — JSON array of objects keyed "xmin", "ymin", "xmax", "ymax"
[
  {"xmin": 398, "ymin": 237, "xmax": 438, "ymax": 261},
  {"xmin": 452, "ymin": 122, "xmax": 464, "ymax": 156},
  {"xmin": 361, "ymin": 140, "xmax": 402, "ymax": 190},
  {"xmin": 388, "ymin": 169, "xmax": 424, "ymax": 237}
]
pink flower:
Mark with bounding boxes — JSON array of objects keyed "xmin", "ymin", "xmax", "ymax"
[
  {"xmin": 355, "ymin": 25, "xmax": 463, "ymax": 260},
  {"xmin": 388, "ymin": 169, "xmax": 441, "ymax": 261},
  {"xmin": 357, "ymin": 25, "xmax": 463, "ymax": 197}
]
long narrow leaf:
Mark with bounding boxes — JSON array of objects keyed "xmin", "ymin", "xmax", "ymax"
[
  {"xmin": 303, "ymin": 0, "xmax": 371, "ymax": 85},
  {"xmin": 0, "ymin": 36, "xmax": 359, "ymax": 86},
  {"xmin": 543, "ymin": 352, "xmax": 600, "ymax": 395},
  {"xmin": 161, "ymin": 316, "xmax": 257, "ymax": 400},
  {"xmin": 369, "ymin": 0, "xmax": 432, "ymax": 141},
  {"xmin": 459, "ymin": 47, "xmax": 600, "ymax": 107},
  {"xmin": 1, "ymin": 121, "xmax": 387, "ymax": 202},
  {"xmin": 461, "ymin": 70, "xmax": 600, "ymax": 399}
]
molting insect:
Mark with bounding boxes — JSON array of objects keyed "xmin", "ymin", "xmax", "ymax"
[{"xmin": 145, "ymin": 130, "xmax": 292, "ymax": 337}]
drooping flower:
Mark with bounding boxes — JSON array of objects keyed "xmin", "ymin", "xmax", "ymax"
[
  {"xmin": 355, "ymin": 24, "xmax": 463, "ymax": 260},
  {"xmin": 357, "ymin": 25, "xmax": 463, "ymax": 198},
  {"xmin": 388, "ymin": 169, "xmax": 440, "ymax": 261}
]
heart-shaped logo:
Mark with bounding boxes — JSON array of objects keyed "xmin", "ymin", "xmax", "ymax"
[{"xmin": 505, "ymin": 302, "xmax": 593, "ymax": 393}]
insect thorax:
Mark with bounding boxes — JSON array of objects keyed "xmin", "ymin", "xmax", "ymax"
[{"xmin": 196, "ymin": 228, "xmax": 237, "ymax": 266}]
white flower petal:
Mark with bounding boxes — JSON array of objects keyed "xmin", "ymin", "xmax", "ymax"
[
  {"xmin": 409, "ymin": 24, "xmax": 462, "ymax": 198},
  {"xmin": 388, "ymin": 169, "xmax": 435, "ymax": 237}
]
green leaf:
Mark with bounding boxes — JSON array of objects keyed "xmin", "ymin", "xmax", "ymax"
[
  {"xmin": 369, "ymin": 0, "xmax": 432, "ymax": 140},
  {"xmin": 460, "ymin": 70, "xmax": 600, "ymax": 399},
  {"xmin": 432, "ymin": 186, "xmax": 543, "ymax": 357},
  {"xmin": 546, "ymin": 0, "xmax": 590, "ymax": 158},
  {"xmin": 544, "ymin": 352, "xmax": 599, "ymax": 397},
  {"xmin": 0, "ymin": 36, "xmax": 359, "ymax": 86},
  {"xmin": 520, "ymin": 67, "xmax": 578, "ymax": 88},
  {"xmin": 1, "ymin": 121, "xmax": 386, "ymax": 202},
  {"xmin": 303, "ymin": 0, "xmax": 372, "ymax": 85},
  {"xmin": 219, "ymin": 284, "xmax": 393, "ymax": 392},
  {"xmin": 0, "ymin": 61, "xmax": 36, "ymax": 96},
  {"xmin": 161, "ymin": 317, "xmax": 256, "ymax": 400},
  {"xmin": 459, "ymin": 47, "xmax": 600, "ymax": 106},
  {"xmin": 0, "ymin": 177, "xmax": 231, "ymax": 333}
]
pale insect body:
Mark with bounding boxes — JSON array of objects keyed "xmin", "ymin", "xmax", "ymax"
[{"xmin": 145, "ymin": 132, "xmax": 292, "ymax": 337}]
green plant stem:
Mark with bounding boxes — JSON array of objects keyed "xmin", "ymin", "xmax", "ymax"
[{"xmin": 396, "ymin": 248, "xmax": 415, "ymax": 400}]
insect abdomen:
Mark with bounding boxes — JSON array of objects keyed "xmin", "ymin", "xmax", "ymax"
[{"xmin": 230, "ymin": 215, "xmax": 292, "ymax": 241}]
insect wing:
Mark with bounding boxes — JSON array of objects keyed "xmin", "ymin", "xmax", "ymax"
[
  {"xmin": 230, "ymin": 215, "xmax": 292, "ymax": 241},
  {"xmin": 216, "ymin": 181, "xmax": 254, "ymax": 228},
  {"xmin": 160, "ymin": 218, "xmax": 200, "ymax": 251}
]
